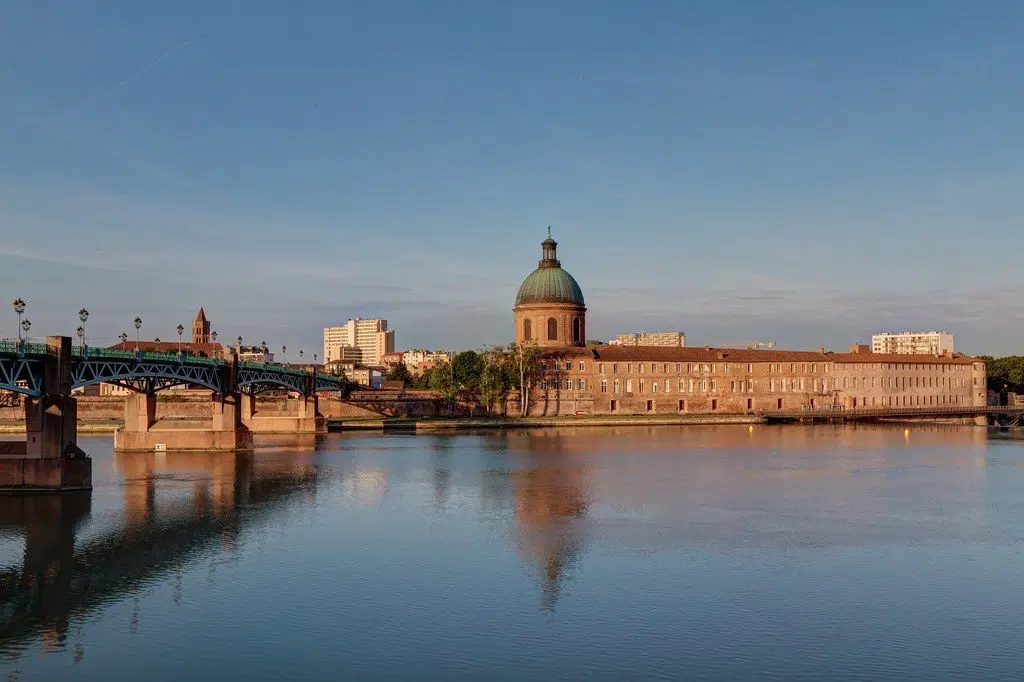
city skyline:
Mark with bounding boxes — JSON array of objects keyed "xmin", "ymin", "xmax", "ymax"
[{"xmin": 2, "ymin": 2, "xmax": 1023, "ymax": 355}]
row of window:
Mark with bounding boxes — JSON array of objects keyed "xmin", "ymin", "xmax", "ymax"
[
  {"xmin": 580, "ymin": 375, "xmax": 975, "ymax": 397},
  {"xmin": 547, "ymin": 360, "xmax": 974, "ymax": 377},
  {"xmin": 841, "ymin": 375, "xmax": 970, "ymax": 390},
  {"xmin": 540, "ymin": 378, "xmax": 588, "ymax": 391},
  {"xmin": 604, "ymin": 393, "xmax": 970, "ymax": 414},
  {"xmin": 852, "ymin": 394, "xmax": 968, "ymax": 407},
  {"xmin": 523, "ymin": 317, "xmax": 582, "ymax": 344}
]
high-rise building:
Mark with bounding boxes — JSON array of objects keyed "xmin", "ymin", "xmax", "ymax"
[
  {"xmin": 611, "ymin": 331, "xmax": 686, "ymax": 347},
  {"xmin": 323, "ymin": 318, "xmax": 395, "ymax": 367},
  {"xmin": 871, "ymin": 331, "xmax": 954, "ymax": 356}
]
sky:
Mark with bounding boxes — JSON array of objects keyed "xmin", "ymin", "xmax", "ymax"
[{"xmin": 1, "ymin": 1, "xmax": 1022, "ymax": 356}]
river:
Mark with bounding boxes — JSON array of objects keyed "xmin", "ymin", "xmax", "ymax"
[{"xmin": 1, "ymin": 425, "xmax": 1023, "ymax": 681}]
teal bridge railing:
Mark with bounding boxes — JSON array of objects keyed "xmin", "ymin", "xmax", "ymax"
[{"xmin": 0, "ymin": 342, "xmax": 348, "ymax": 397}]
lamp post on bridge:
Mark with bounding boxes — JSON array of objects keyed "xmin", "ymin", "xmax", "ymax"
[
  {"xmin": 261, "ymin": 340, "xmax": 268, "ymax": 365},
  {"xmin": 177, "ymin": 324, "xmax": 184, "ymax": 353},
  {"xmin": 20, "ymin": 320, "xmax": 31, "ymax": 347},
  {"xmin": 78, "ymin": 308, "xmax": 89, "ymax": 355},
  {"xmin": 12, "ymin": 298, "xmax": 26, "ymax": 344},
  {"xmin": 119, "ymin": 332, "xmax": 128, "ymax": 352},
  {"xmin": 282, "ymin": 345, "xmax": 287, "ymax": 365},
  {"xmin": 133, "ymin": 317, "xmax": 142, "ymax": 353},
  {"xmin": 76, "ymin": 326, "xmax": 84, "ymax": 349}
]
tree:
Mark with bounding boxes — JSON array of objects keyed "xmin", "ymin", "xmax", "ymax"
[
  {"xmin": 479, "ymin": 345, "xmax": 513, "ymax": 415},
  {"xmin": 507, "ymin": 341, "xmax": 542, "ymax": 417},
  {"xmin": 385, "ymin": 362, "xmax": 413, "ymax": 384},
  {"xmin": 452, "ymin": 350, "xmax": 484, "ymax": 388},
  {"xmin": 982, "ymin": 355, "xmax": 1024, "ymax": 393},
  {"xmin": 430, "ymin": 360, "xmax": 459, "ymax": 415}
]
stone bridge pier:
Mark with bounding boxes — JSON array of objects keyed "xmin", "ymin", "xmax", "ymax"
[
  {"xmin": 0, "ymin": 337, "xmax": 92, "ymax": 492},
  {"xmin": 114, "ymin": 361, "xmax": 254, "ymax": 453},
  {"xmin": 240, "ymin": 393, "xmax": 325, "ymax": 434}
]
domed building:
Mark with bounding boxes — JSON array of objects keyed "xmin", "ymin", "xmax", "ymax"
[{"xmin": 514, "ymin": 230, "xmax": 586, "ymax": 347}]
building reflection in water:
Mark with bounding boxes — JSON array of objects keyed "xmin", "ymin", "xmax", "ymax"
[
  {"xmin": 496, "ymin": 430, "xmax": 590, "ymax": 611},
  {"xmin": 0, "ymin": 448, "xmax": 319, "ymax": 660},
  {"xmin": 487, "ymin": 424, "xmax": 990, "ymax": 609}
]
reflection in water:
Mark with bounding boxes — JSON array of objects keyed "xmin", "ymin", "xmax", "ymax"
[
  {"xmin": 0, "ymin": 449, "xmax": 319, "ymax": 658},
  {"xmin": 501, "ymin": 431, "xmax": 590, "ymax": 610},
  {"xmin": 0, "ymin": 425, "xmax": 1018, "ymax": 681}
]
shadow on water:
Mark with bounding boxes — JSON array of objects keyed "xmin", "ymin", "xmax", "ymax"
[{"xmin": 0, "ymin": 448, "xmax": 320, "ymax": 657}]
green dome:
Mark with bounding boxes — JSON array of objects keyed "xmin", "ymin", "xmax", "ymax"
[
  {"xmin": 515, "ymin": 231, "xmax": 585, "ymax": 306},
  {"xmin": 515, "ymin": 266, "xmax": 585, "ymax": 306}
]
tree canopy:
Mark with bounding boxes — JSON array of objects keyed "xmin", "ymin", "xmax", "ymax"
[{"xmin": 981, "ymin": 355, "xmax": 1024, "ymax": 392}]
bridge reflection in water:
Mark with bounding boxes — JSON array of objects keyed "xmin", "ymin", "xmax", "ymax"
[{"xmin": 0, "ymin": 448, "xmax": 319, "ymax": 656}]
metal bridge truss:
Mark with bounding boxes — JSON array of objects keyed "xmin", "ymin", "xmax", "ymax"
[
  {"xmin": 2, "ymin": 349, "xmax": 347, "ymax": 398},
  {"xmin": 72, "ymin": 357, "xmax": 224, "ymax": 394},
  {"xmin": 315, "ymin": 374, "xmax": 345, "ymax": 393},
  {"xmin": 0, "ymin": 355, "xmax": 45, "ymax": 396},
  {"xmin": 237, "ymin": 365, "xmax": 311, "ymax": 396}
]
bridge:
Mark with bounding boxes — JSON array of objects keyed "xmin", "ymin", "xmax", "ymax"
[
  {"xmin": 1, "ymin": 341, "xmax": 347, "ymax": 398},
  {"xmin": 764, "ymin": 404, "xmax": 1024, "ymax": 426},
  {"xmin": 0, "ymin": 336, "xmax": 349, "ymax": 491}
]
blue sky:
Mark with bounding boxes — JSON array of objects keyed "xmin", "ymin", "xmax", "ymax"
[{"xmin": 2, "ymin": 1, "xmax": 1022, "ymax": 355}]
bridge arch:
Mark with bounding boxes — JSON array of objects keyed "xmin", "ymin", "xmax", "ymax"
[{"xmin": 72, "ymin": 356, "xmax": 224, "ymax": 395}]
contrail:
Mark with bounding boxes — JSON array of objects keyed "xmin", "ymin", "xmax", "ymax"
[{"xmin": 61, "ymin": 32, "xmax": 203, "ymax": 122}]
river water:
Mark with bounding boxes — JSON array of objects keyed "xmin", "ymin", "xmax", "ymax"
[{"xmin": 2, "ymin": 425, "xmax": 1023, "ymax": 681}]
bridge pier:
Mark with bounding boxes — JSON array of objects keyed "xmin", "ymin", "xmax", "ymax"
[
  {"xmin": 240, "ymin": 393, "xmax": 325, "ymax": 434},
  {"xmin": 114, "ymin": 391, "xmax": 253, "ymax": 453},
  {"xmin": 0, "ymin": 337, "xmax": 91, "ymax": 493}
]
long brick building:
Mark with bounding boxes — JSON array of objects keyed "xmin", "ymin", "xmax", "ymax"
[{"xmin": 514, "ymin": 234, "xmax": 987, "ymax": 416}]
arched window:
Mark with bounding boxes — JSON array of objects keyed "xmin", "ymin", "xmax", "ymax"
[
  {"xmin": 523, "ymin": 318, "xmax": 532, "ymax": 340},
  {"xmin": 571, "ymin": 317, "xmax": 581, "ymax": 344},
  {"xmin": 547, "ymin": 318, "xmax": 558, "ymax": 341}
]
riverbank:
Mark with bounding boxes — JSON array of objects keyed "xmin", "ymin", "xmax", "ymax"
[
  {"xmin": 0, "ymin": 419, "xmax": 122, "ymax": 435},
  {"xmin": 0, "ymin": 414, "xmax": 764, "ymax": 436},
  {"xmin": 331, "ymin": 413, "xmax": 765, "ymax": 431}
]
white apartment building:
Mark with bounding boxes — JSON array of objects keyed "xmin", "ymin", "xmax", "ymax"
[
  {"xmin": 323, "ymin": 318, "xmax": 396, "ymax": 367},
  {"xmin": 871, "ymin": 331, "xmax": 955, "ymax": 356},
  {"xmin": 402, "ymin": 349, "xmax": 454, "ymax": 374},
  {"xmin": 610, "ymin": 331, "xmax": 686, "ymax": 347}
]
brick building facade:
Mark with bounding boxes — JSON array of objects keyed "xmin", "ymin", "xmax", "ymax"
[{"xmin": 512, "ymin": 235, "xmax": 986, "ymax": 416}]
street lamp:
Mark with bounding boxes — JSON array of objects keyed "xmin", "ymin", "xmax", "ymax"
[
  {"xmin": 282, "ymin": 345, "xmax": 287, "ymax": 364},
  {"xmin": 133, "ymin": 316, "xmax": 142, "ymax": 351},
  {"xmin": 300, "ymin": 349, "xmax": 304, "ymax": 364},
  {"xmin": 76, "ymin": 326, "xmax": 84, "ymax": 347},
  {"xmin": 177, "ymin": 324, "xmax": 184, "ymax": 353},
  {"xmin": 12, "ymin": 298, "xmax": 26, "ymax": 342},
  {"xmin": 119, "ymin": 332, "xmax": 128, "ymax": 346},
  {"xmin": 261, "ymin": 340, "xmax": 268, "ymax": 364},
  {"xmin": 21, "ymin": 319, "xmax": 31, "ymax": 344},
  {"xmin": 313, "ymin": 353, "xmax": 318, "ymax": 364},
  {"xmin": 78, "ymin": 308, "xmax": 89, "ymax": 349},
  {"xmin": 211, "ymin": 330, "xmax": 218, "ymax": 343}
]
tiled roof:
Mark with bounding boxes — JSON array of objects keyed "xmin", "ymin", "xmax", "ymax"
[
  {"xmin": 829, "ymin": 352, "xmax": 977, "ymax": 364},
  {"xmin": 108, "ymin": 341, "xmax": 223, "ymax": 355},
  {"xmin": 591, "ymin": 346, "xmax": 829, "ymax": 363}
]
